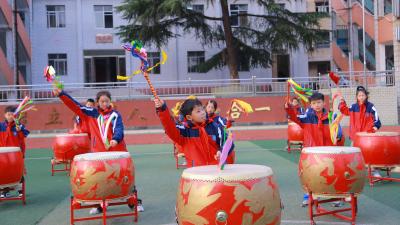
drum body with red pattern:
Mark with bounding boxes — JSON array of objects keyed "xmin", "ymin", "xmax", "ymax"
[
  {"xmin": 0, "ymin": 147, "xmax": 24, "ymax": 188},
  {"xmin": 353, "ymin": 132, "xmax": 400, "ymax": 166},
  {"xmin": 176, "ymin": 164, "xmax": 282, "ymax": 225},
  {"xmin": 53, "ymin": 133, "xmax": 91, "ymax": 161},
  {"xmin": 70, "ymin": 152, "xmax": 134, "ymax": 201},
  {"xmin": 299, "ymin": 147, "xmax": 366, "ymax": 197},
  {"xmin": 288, "ymin": 122, "xmax": 304, "ymax": 142}
]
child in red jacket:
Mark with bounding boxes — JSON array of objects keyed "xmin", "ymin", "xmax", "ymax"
[
  {"xmin": 53, "ymin": 88, "xmax": 127, "ymax": 152},
  {"xmin": 205, "ymin": 100, "xmax": 235, "ymax": 164},
  {"xmin": 285, "ymin": 92, "xmax": 336, "ymax": 207},
  {"xmin": 0, "ymin": 106, "xmax": 30, "ymax": 198},
  {"xmin": 339, "ymin": 86, "xmax": 381, "ymax": 177},
  {"xmin": 70, "ymin": 98, "xmax": 95, "ymax": 135},
  {"xmin": 155, "ymin": 98, "xmax": 233, "ymax": 167}
]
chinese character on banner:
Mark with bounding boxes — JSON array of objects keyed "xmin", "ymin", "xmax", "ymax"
[
  {"xmin": 229, "ymin": 102, "xmax": 243, "ymax": 119},
  {"xmin": 128, "ymin": 108, "xmax": 147, "ymax": 122},
  {"xmin": 46, "ymin": 108, "xmax": 62, "ymax": 125}
]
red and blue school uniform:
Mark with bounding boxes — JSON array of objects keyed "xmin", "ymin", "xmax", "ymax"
[
  {"xmin": 58, "ymin": 91, "xmax": 126, "ymax": 152},
  {"xmin": 338, "ymin": 101, "xmax": 381, "ymax": 140},
  {"xmin": 0, "ymin": 121, "xmax": 29, "ymax": 156},
  {"xmin": 157, "ymin": 103, "xmax": 234, "ymax": 167}
]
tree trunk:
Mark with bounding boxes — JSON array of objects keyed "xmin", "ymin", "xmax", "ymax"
[{"xmin": 220, "ymin": 0, "xmax": 239, "ymax": 80}]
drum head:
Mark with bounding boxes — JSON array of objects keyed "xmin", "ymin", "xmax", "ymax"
[
  {"xmin": 303, "ymin": 146, "xmax": 361, "ymax": 154},
  {"xmin": 356, "ymin": 132, "xmax": 400, "ymax": 137},
  {"xmin": 181, "ymin": 164, "xmax": 273, "ymax": 182},
  {"xmin": 0, "ymin": 147, "xmax": 21, "ymax": 153},
  {"xmin": 73, "ymin": 152, "xmax": 131, "ymax": 161},
  {"xmin": 56, "ymin": 133, "xmax": 88, "ymax": 137}
]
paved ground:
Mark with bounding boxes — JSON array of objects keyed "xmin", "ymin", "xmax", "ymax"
[{"xmin": 0, "ymin": 140, "xmax": 399, "ymax": 225}]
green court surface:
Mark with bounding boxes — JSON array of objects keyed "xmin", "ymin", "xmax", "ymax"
[{"xmin": 0, "ymin": 140, "xmax": 399, "ymax": 225}]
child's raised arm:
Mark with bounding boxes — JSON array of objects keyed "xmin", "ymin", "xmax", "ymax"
[
  {"xmin": 54, "ymin": 88, "xmax": 95, "ymax": 119},
  {"xmin": 155, "ymin": 98, "xmax": 184, "ymax": 146},
  {"xmin": 285, "ymin": 103, "xmax": 306, "ymax": 128},
  {"xmin": 338, "ymin": 97, "xmax": 350, "ymax": 116}
]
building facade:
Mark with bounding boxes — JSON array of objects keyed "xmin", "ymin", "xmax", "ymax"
[
  {"xmin": 30, "ymin": 0, "xmax": 315, "ymax": 86},
  {"xmin": 0, "ymin": 0, "xmax": 31, "ymax": 86}
]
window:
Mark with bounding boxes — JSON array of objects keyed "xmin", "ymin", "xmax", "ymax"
[
  {"xmin": 94, "ymin": 5, "xmax": 113, "ymax": 28},
  {"xmin": 315, "ymin": 2, "xmax": 329, "ymax": 13},
  {"xmin": 188, "ymin": 4, "xmax": 204, "ymax": 14},
  {"xmin": 230, "ymin": 4, "xmax": 248, "ymax": 27},
  {"xmin": 46, "ymin": 5, "xmax": 65, "ymax": 28},
  {"xmin": 187, "ymin": 51, "xmax": 205, "ymax": 73},
  {"xmin": 48, "ymin": 54, "xmax": 68, "ymax": 76},
  {"xmin": 316, "ymin": 31, "xmax": 330, "ymax": 48},
  {"xmin": 147, "ymin": 52, "xmax": 161, "ymax": 74}
]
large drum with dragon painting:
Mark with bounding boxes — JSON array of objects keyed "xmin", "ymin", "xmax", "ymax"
[
  {"xmin": 70, "ymin": 152, "xmax": 134, "ymax": 201},
  {"xmin": 176, "ymin": 164, "xmax": 282, "ymax": 225},
  {"xmin": 53, "ymin": 133, "xmax": 90, "ymax": 162},
  {"xmin": 299, "ymin": 147, "xmax": 366, "ymax": 197}
]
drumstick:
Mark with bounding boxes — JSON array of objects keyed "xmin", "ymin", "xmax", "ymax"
[
  {"xmin": 255, "ymin": 107, "xmax": 271, "ymax": 111},
  {"xmin": 143, "ymin": 72, "xmax": 159, "ymax": 99}
]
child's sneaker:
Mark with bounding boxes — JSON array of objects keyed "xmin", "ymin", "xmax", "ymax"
[
  {"xmin": 301, "ymin": 200, "xmax": 308, "ymax": 207},
  {"xmin": 0, "ymin": 192, "xmax": 11, "ymax": 198},
  {"xmin": 332, "ymin": 201, "xmax": 344, "ymax": 207},
  {"xmin": 18, "ymin": 191, "xmax": 23, "ymax": 197},
  {"xmin": 137, "ymin": 199, "xmax": 144, "ymax": 212},
  {"xmin": 89, "ymin": 207, "xmax": 103, "ymax": 215},
  {"xmin": 372, "ymin": 170, "xmax": 382, "ymax": 178}
]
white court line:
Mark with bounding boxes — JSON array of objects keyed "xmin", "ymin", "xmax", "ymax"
[{"xmin": 24, "ymin": 147, "xmax": 285, "ymax": 160}]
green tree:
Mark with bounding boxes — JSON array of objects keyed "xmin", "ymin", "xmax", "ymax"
[{"xmin": 117, "ymin": 0, "xmax": 327, "ymax": 80}]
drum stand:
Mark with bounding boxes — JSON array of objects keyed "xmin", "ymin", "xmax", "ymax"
[
  {"xmin": 308, "ymin": 193, "xmax": 357, "ymax": 225},
  {"xmin": 51, "ymin": 158, "xmax": 71, "ymax": 176},
  {"xmin": 0, "ymin": 178, "xmax": 26, "ymax": 205},
  {"xmin": 367, "ymin": 165, "xmax": 400, "ymax": 186},
  {"xmin": 70, "ymin": 187, "xmax": 139, "ymax": 225},
  {"xmin": 173, "ymin": 144, "xmax": 187, "ymax": 169},
  {"xmin": 287, "ymin": 140, "xmax": 303, "ymax": 153}
]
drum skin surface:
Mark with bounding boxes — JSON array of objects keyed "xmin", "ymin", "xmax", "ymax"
[
  {"xmin": 353, "ymin": 132, "xmax": 400, "ymax": 166},
  {"xmin": 299, "ymin": 147, "xmax": 366, "ymax": 197},
  {"xmin": 0, "ymin": 147, "xmax": 23, "ymax": 187},
  {"xmin": 70, "ymin": 152, "xmax": 134, "ymax": 201},
  {"xmin": 176, "ymin": 164, "xmax": 281, "ymax": 225},
  {"xmin": 288, "ymin": 122, "xmax": 304, "ymax": 142},
  {"xmin": 53, "ymin": 133, "xmax": 91, "ymax": 161}
]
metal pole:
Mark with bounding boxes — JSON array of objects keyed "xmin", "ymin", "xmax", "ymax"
[
  {"xmin": 348, "ymin": 0, "xmax": 353, "ymax": 80},
  {"xmin": 13, "ymin": 0, "xmax": 19, "ymax": 99},
  {"xmin": 362, "ymin": 0, "xmax": 367, "ymax": 87}
]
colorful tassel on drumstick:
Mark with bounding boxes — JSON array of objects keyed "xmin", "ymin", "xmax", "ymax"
[
  {"xmin": 14, "ymin": 96, "xmax": 36, "ymax": 125},
  {"xmin": 219, "ymin": 131, "xmax": 233, "ymax": 170},
  {"xmin": 117, "ymin": 40, "xmax": 167, "ymax": 99}
]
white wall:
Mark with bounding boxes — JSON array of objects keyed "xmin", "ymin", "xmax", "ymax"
[{"xmin": 31, "ymin": 0, "xmax": 311, "ymax": 85}]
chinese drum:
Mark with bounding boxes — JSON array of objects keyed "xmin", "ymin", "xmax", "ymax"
[
  {"xmin": 288, "ymin": 122, "xmax": 303, "ymax": 142},
  {"xmin": 53, "ymin": 133, "xmax": 90, "ymax": 161},
  {"xmin": 299, "ymin": 147, "xmax": 366, "ymax": 197},
  {"xmin": 353, "ymin": 132, "xmax": 400, "ymax": 166},
  {"xmin": 70, "ymin": 152, "xmax": 134, "ymax": 201},
  {"xmin": 176, "ymin": 164, "xmax": 281, "ymax": 225},
  {"xmin": 0, "ymin": 147, "xmax": 24, "ymax": 188}
]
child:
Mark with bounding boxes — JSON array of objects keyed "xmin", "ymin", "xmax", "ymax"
[
  {"xmin": 53, "ymin": 88, "xmax": 126, "ymax": 152},
  {"xmin": 338, "ymin": 86, "xmax": 381, "ymax": 139},
  {"xmin": 155, "ymin": 98, "xmax": 233, "ymax": 167},
  {"xmin": 0, "ymin": 106, "xmax": 30, "ymax": 198},
  {"xmin": 285, "ymin": 92, "xmax": 335, "ymax": 207},
  {"xmin": 53, "ymin": 89, "xmax": 144, "ymax": 213},
  {"xmin": 206, "ymin": 100, "xmax": 234, "ymax": 128},
  {"xmin": 291, "ymin": 97, "xmax": 305, "ymax": 115},
  {"xmin": 71, "ymin": 98, "xmax": 95, "ymax": 134},
  {"xmin": 338, "ymin": 86, "xmax": 381, "ymax": 176},
  {"xmin": 205, "ymin": 100, "xmax": 235, "ymax": 164}
]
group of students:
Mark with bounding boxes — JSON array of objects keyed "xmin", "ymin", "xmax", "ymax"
[
  {"xmin": 285, "ymin": 85, "xmax": 381, "ymax": 206},
  {"xmin": 0, "ymin": 84, "xmax": 381, "ymax": 214}
]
